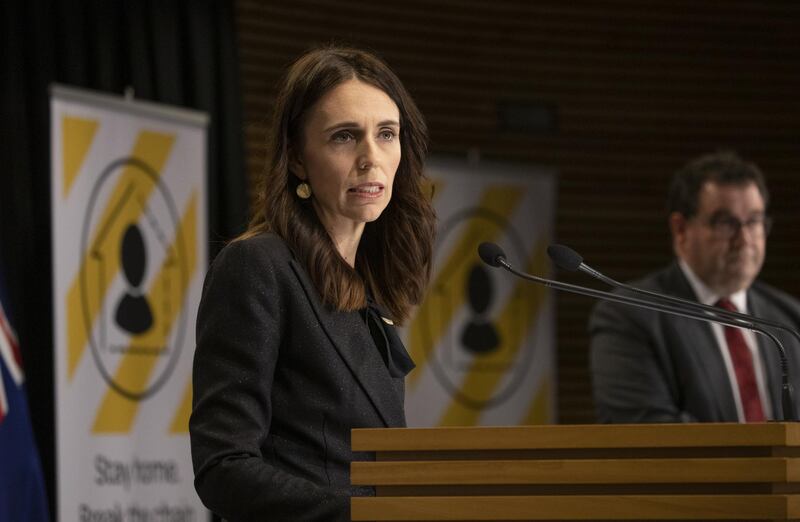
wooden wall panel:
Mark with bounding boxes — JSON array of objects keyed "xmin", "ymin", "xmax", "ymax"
[{"xmin": 235, "ymin": 0, "xmax": 800, "ymax": 423}]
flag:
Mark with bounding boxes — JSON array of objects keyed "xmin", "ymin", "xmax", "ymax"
[{"xmin": 0, "ymin": 269, "xmax": 49, "ymax": 522}]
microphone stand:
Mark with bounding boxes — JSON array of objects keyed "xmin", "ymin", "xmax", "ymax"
[
  {"xmin": 578, "ymin": 257, "xmax": 800, "ymax": 346},
  {"xmin": 483, "ymin": 250, "xmax": 797, "ymax": 422}
]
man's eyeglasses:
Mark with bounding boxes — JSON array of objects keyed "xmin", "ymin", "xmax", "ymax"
[{"xmin": 702, "ymin": 214, "xmax": 773, "ymax": 239}]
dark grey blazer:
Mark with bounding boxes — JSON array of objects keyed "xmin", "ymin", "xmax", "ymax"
[
  {"xmin": 189, "ymin": 233, "xmax": 406, "ymax": 521},
  {"xmin": 589, "ymin": 261, "xmax": 800, "ymax": 423}
]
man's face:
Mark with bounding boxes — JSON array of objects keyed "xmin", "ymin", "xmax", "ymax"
[{"xmin": 672, "ymin": 181, "xmax": 768, "ymax": 296}]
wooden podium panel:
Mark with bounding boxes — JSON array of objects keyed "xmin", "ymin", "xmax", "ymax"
[{"xmin": 350, "ymin": 423, "xmax": 800, "ymax": 521}]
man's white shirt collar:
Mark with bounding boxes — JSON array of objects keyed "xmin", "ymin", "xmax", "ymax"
[
  {"xmin": 678, "ymin": 258, "xmax": 748, "ymax": 312},
  {"xmin": 677, "ymin": 258, "xmax": 770, "ymax": 422}
]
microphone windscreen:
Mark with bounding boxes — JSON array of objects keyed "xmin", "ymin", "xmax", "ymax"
[
  {"xmin": 547, "ymin": 244, "xmax": 583, "ymax": 271},
  {"xmin": 478, "ymin": 242, "xmax": 506, "ymax": 267}
]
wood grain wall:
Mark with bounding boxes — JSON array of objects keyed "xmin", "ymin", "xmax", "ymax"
[{"xmin": 234, "ymin": 0, "xmax": 800, "ymax": 423}]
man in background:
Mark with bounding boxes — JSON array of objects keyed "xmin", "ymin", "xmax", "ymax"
[{"xmin": 590, "ymin": 151, "xmax": 800, "ymax": 423}]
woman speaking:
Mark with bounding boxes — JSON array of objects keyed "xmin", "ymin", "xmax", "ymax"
[{"xmin": 189, "ymin": 47, "xmax": 435, "ymax": 521}]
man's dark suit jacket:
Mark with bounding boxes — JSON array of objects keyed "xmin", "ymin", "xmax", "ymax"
[
  {"xmin": 189, "ymin": 233, "xmax": 406, "ymax": 521},
  {"xmin": 589, "ymin": 261, "xmax": 800, "ymax": 423}
]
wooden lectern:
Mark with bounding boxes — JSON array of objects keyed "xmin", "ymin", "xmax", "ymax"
[{"xmin": 351, "ymin": 423, "xmax": 800, "ymax": 521}]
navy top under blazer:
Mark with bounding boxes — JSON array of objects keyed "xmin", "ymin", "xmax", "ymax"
[{"xmin": 190, "ymin": 233, "xmax": 407, "ymax": 521}]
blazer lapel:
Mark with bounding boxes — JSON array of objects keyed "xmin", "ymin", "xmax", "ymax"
[
  {"xmin": 748, "ymin": 290, "xmax": 784, "ymax": 420},
  {"xmin": 290, "ymin": 260, "xmax": 406, "ymax": 428},
  {"xmin": 665, "ymin": 264, "xmax": 738, "ymax": 420}
]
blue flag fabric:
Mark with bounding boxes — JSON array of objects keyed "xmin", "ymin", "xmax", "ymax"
[{"xmin": 0, "ymin": 273, "xmax": 49, "ymax": 522}]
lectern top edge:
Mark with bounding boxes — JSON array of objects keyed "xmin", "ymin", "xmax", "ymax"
[{"xmin": 352, "ymin": 423, "xmax": 800, "ymax": 451}]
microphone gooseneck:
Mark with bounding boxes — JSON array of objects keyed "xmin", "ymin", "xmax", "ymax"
[
  {"xmin": 551, "ymin": 244, "xmax": 800, "ymax": 340},
  {"xmin": 481, "ymin": 242, "xmax": 797, "ymax": 421},
  {"xmin": 548, "ymin": 243, "xmax": 799, "ymax": 421}
]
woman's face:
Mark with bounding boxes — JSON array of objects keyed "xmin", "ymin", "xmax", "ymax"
[{"xmin": 292, "ymin": 78, "xmax": 401, "ymax": 238}]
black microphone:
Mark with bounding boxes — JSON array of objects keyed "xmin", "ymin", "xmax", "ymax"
[
  {"xmin": 480, "ymin": 241, "xmax": 797, "ymax": 421},
  {"xmin": 478, "ymin": 242, "xmax": 506, "ymax": 268},
  {"xmin": 548, "ymin": 243, "xmax": 799, "ymax": 422},
  {"xmin": 548, "ymin": 244, "xmax": 797, "ymax": 334}
]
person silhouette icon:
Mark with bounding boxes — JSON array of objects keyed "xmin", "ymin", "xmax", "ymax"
[
  {"xmin": 460, "ymin": 263, "xmax": 500, "ymax": 354},
  {"xmin": 115, "ymin": 223, "xmax": 153, "ymax": 334}
]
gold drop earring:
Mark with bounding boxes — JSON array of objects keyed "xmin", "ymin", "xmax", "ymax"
[{"xmin": 296, "ymin": 182, "xmax": 312, "ymax": 199}]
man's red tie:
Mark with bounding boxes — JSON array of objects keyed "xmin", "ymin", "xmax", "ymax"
[{"xmin": 716, "ymin": 298, "xmax": 766, "ymax": 422}]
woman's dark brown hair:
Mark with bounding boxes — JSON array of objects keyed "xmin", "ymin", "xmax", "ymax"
[{"xmin": 243, "ymin": 46, "xmax": 435, "ymax": 324}]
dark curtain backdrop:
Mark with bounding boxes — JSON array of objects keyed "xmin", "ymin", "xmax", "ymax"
[{"xmin": 0, "ymin": 0, "xmax": 248, "ymax": 516}]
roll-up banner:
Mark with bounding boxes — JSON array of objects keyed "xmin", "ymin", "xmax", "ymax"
[
  {"xmin": 51, "ymin": 85, "xmax": 208, "ymax": 521},
  {"xmin": 404, "ymin": 157, "xmax": 557, "ymax": 427}
]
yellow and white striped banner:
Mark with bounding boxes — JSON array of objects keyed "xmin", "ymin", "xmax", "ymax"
[
  {"xmin": 403, "ymin": 157, "xmax": 556, "ymax": 427},
  {"xmin": 51, "ymin": 86, "xmax": 207, "ymax": 521}
]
